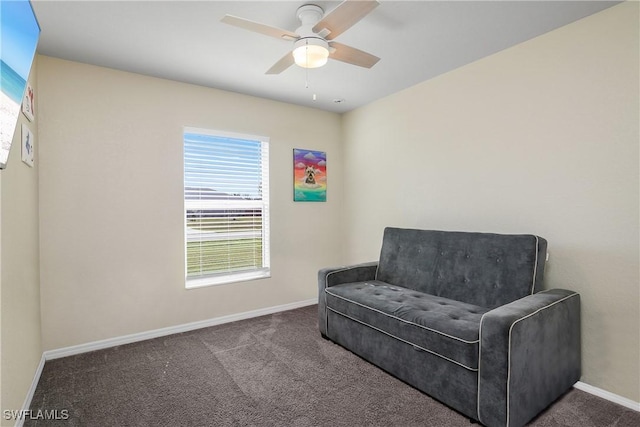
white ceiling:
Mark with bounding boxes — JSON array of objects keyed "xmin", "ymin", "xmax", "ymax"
[{"xmin": 31, "ymin": 0, "xmax": 619, "ymax": 113}]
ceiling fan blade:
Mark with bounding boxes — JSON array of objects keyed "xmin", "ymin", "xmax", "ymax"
[
  {"xmin": 266, "ymin": 52, "xmax": 295, "ymax": 74},
  {"xmin": 329, "ymin": 42, "xmax": 380, "ymax": 69},
  {"xmin": 221, "ymin": 15, "xmax": 299, "ymax": 41},
  {"xmin": 313, "ymin": 0, "xmax": 380, "ymax": 40}
]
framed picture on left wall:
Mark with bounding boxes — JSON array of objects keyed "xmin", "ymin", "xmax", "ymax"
[
  {"xmin": 21, "ymin": 123, "xmax": 34, "ymax": 167},
  {"xmin": 22, "ymin": 82, "xmax": 35, "ymax": 121}
]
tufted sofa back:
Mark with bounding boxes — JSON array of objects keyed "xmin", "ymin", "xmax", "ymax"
[{"xmin": 376, "ymin": 228, "xmax": 547, "ymax": 309}]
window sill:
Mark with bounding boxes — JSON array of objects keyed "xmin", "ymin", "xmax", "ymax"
[{"xmin": 186, "ymin": 269, "xmax": 271, "ymax": 289}]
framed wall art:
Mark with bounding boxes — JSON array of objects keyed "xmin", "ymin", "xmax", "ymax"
[
  {"xmin": 293, "ymin": 148, "xmax": 326, "ymax": 202},
  {"xmin": 22, "ymin": 82, "xmax": 35, "ymax": 121},
  {"xmin": 21, "ymin": 123, "xmax": 34, "ymax": 167}
]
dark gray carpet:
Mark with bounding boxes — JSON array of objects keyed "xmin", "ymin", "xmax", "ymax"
[{"xmin": 28, "ymin": 305, "xmax": 639, "ymax": 426}]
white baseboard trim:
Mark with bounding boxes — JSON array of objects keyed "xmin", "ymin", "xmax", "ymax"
[
  {"xmin": 574, "ymin": 381, "xmax": 640, "ymax": 412},
  {"xmin": 44, "ymin": 298, "xmax": 317, "ymax": 361},
  {"xmin": 16, "ymin": 353, "xmax": 46, "ymax": 427}
]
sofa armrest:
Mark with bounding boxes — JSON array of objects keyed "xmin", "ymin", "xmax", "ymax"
[
  {"xmin": 478, "ymin": 289, "xmax": 581, "ymax": 427},
  {"xmin": 317, "ymin": 262, "xmax": 378, "ymax": 336},
  {"xmin": 318, "ymin": 261, "xmax": 379, "ymax": 289}
]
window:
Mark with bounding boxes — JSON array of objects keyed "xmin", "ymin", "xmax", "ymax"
[{"xmin": 184, "ymin": 128, "xmax": 270, "ymax": 288}]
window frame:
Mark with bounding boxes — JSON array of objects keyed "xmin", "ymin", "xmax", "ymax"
[{"xmin": 183, "ymin": 127, "xmax": 270, "ymax": 289}]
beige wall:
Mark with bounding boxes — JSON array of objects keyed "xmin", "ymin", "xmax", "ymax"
[
  {"xmin": 37, "ymin": 56, "xmax": 344, "ymax": 350},
  {"xmin": 342, "ymin": 2, "xmax": 639, "ymax": 402},
  {"xmin": 0, "ymin": 58, "xmax": 42, "ymax": 417}
]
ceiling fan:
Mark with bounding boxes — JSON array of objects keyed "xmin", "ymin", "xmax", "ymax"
[{"xmin": 221, "ymin": 0, "xmax": 380, "ymax": 74}]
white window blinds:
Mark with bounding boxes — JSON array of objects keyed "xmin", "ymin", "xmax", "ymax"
[{"xmin": 184, "ymin": 128, "xmax": 270, "ymax": 288}]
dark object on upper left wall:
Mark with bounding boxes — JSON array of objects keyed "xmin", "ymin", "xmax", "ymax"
[{"xmin": 0, "ymin": 0, "xmax": 40, "ymax": 170}]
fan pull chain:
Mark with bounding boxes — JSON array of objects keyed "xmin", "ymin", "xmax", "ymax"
[
  {"xmin": 303, "ymin": 40, "xmax": 316, "ymax": 101},
  {"xmin": 305, "ymin": 40, "xmax": 310, "ymax": 89}
]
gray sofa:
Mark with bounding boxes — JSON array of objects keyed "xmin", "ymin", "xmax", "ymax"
[{"xmin": 318, "ymin": 227, "xmax": 581, "ymax": 427}]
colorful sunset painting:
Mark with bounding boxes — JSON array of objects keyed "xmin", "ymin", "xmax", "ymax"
[{"xmin": 293, "ymin": 149, "xmax": 326, "ymax": 202}]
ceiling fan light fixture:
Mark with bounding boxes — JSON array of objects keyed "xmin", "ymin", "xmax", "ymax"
[{"xmin": 293, "ymin": 38, "xmax": 329, "ymax": 69}]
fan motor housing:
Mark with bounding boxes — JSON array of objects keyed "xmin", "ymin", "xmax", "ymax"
[
  {"xmin": 296, "ymin": 4, "xmax": 324, "ymax": 37},
  {"xmin": 297, "ymin": 4, "xmax": 323, "ymax": 24}
]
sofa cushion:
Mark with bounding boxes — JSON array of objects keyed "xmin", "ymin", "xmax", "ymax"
[
  {"xmin": 324, "ymin": 281, "xmax": 489, "ymax": 370},
  {"xmin": 376, "ymin": 228, "xmax": 547, "ymax": 309}
]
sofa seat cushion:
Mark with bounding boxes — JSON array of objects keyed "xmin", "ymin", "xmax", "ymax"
[{"xmin": 325, "ymin": 281, "xmax": 489, "ymax": 370}]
